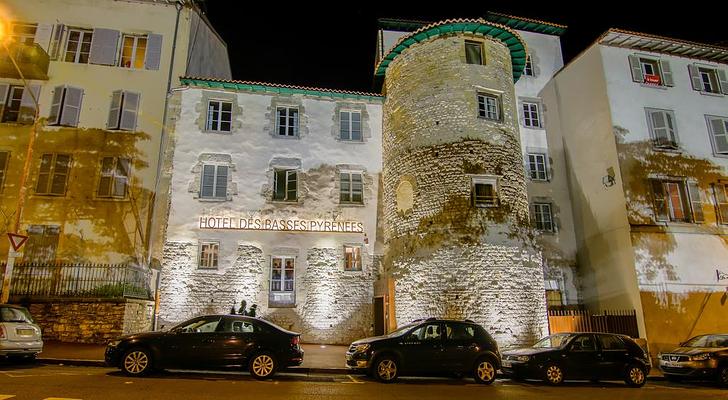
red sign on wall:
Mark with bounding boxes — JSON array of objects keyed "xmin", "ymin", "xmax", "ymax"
[
  {"xmin": 7, "ymin": 233, "xmax": 28, "ymax": 251},
  {"xmin": 643, "ymin": 74, "xmax": 661, "ymax": 85}
]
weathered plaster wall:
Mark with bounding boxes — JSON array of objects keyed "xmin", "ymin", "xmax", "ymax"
[{"xmin": 382, "ymin": 33, "xmax": 548, "ymax": 346}]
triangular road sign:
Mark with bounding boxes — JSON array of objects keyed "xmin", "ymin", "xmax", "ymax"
[{"xmin": 7, "ymin": 233, "xmax": 28, "ymax": 251}]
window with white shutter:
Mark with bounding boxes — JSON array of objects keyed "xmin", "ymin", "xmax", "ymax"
[
  {"xmin": 36, "ymin": 153, "xmax": 71, "ymax": 196},
  {"xmin": 273, "ymin": 169, "xmax": 297, "ymax": 201},
  {"xmin": 119, "ymin": 34, "xmax": 148, "ymax": 69},
  {"xmin": 49, "ymin": 86, "xmax": 84, "ymax": 127},
  {"xmin": 706, "ymin": 116, "xmax": 728, "ymax": 155},
  {"xmin": 200, "ymin": 165, "xmax": 228, "ymax": 199},
  {"xmin": 144, "ymin": 33, "xmax": 162, "ymax": 70},
  {"xmin": 628, "ymin": 55, "xmax": 672, "ymax": 86},
  {"xmin": 98, "ymin": 157, "xmax": 130, "ymax": 198},
  {"xmin": 107, "ymin": 90, "xmax": 140, "ymax": 131},
  {"xmin": 646, "ymin": 109, "xmax": 678, "ymax": 150},
  {"xmin": 689, "ymin": 65, "xmax": 728, "ymax": 95},
  {"xmin": 63, "ymin": 28, "xmax": 93, "ymax": 64},
  {"xmin": 650, "ymin": 179, "xmax": 702, "ymax": 223},
  {"xmin": 713, "ymin": 183, "xmax": 728, "ymax": 225},
  {"xmin": 88, "ymin": 28, "xmax": 120, "ymax": 66}
]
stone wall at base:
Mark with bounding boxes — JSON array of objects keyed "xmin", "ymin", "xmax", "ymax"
[{"xmin": 26, "ymin": 299, "xmax": 154, "ymax": 343}]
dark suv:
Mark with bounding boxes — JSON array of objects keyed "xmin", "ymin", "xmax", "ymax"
[{"xmin": 346, "ymin": 318, "xmax": 501, "ymax": 384}]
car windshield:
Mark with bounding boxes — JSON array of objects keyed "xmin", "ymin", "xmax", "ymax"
[
  {"xmin": 0, "ymin": 306, "xmax": 33, "ymax": 323},
  {"xmin": 532, "ymin": 334, "xmax": 573, "ymax": 348},
  {"xmin": 386, "ymin": 323, "xmax": 419, "ymax": 337},
  {"xmin": 683, "ymin": 335, "xmax": 728, "ymax": 348}
]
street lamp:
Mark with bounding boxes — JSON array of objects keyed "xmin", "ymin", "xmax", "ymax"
[{"xmin": 0, "ymin": 18, "xmax": 41, "ymax": 303}]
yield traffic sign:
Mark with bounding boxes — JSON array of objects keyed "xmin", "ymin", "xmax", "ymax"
[{"xmin": 7, "ymin": 233, "xmax": 28, "ymax": 251}]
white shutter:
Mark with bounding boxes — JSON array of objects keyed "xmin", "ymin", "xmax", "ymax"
[
  {"xmin": 60, "ymin": 86, "xmax": 83, "ymax": 127},
  {"xmin": 687, "ymin": 182, "xmax": 704, "ymax": 223},
  {"xmin": 119, "ymin": 91, "xmax": 139, "ymax": 131},
  {"xmin": 49, "ymin": 24, "xmax": 65, "ymax": 60},
  {"xmin": 89, "ymin": 28, "xmax": 120, "ymax": 66},
  {"xmin": 628, "ymin": 55, "xmax": 643, "ymax": 83},
  {"xmin": 48, "ymin": 86, "xmax": 64, "ymax": 125},
  {"xmin": 144, "ymin": 33, "xmax": 163, "ymax": 70},
  {"xmin": 659, "ymin": 60, "xmax": 674, "ymax": 87},
  {"xmin": 34, "ymin": 23, "xmax": 54, "ymax": 53},
  {"xmin": 214, "ymin": 165, "xmax": 228, "ymax": 198},
  {"xmin": 19, "ymin": 84, "xmax": 41, "ymax": 124},
  {"xmin": 717, "ymin": 69, "xmax": 728, "ymax": 95},
  {"xmin": 201, "ymin": 165, "xmax": 215, "ymax": 198},
  {"xmin": 688, "ymin": 64, "xmax": 702, "ymax": 91},
  {"xmin": 709, "ymin": 117, "xmax": 728, "ymax": 154},
  {"xmin": 107, "ymin": 90, "xmax": 123, "ymax": 129},
  {"xmin": 0, "ymin": 84, "xmax": 9, "ymax": 107}
]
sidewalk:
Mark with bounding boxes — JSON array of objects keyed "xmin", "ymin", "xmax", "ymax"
[{"xmin": 39, "ymin": 341, "xmax": 350, "ymax": 372}]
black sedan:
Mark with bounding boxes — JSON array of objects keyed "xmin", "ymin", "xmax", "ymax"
[
  {"xmin": 346, "ymin": 318, "xmax": 501, "ymax": 384},
  {"xmin": 501, "ymin": 332, "xmax": 650, "ymax": 387},
  {"xmin": 105, "ymin": 314, "xmax": 303, "ymax": 379}
]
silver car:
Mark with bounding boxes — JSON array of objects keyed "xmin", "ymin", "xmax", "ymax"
[{"xmin": 0, "ymin": 304, "xmax": 43, "ymax": 360}]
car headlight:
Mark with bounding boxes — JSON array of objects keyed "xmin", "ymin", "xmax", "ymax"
[
  {"xmin": 108, "ymin": 340, "xmax": 121, "ymax": 347},
  {"xmin": 354, "ymin": 344, "xmax": 370, "ymax": 353},
  {"xmin": 516, "ymin": 355, "xmax": 530, "ymax": 362},
  {"xmin": 690, "ymin": 353, "xmax": 712, "ymax": 361}
]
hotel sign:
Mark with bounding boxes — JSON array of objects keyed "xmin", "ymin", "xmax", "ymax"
[{"xmin": 199, "ymin": 216, "xmax": 364, "ymax": 233}]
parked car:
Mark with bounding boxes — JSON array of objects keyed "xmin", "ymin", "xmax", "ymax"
[
  {"xmin": 0, "ymin": 304, "xmax": 43, "ymax": 361},
  {"xmin": 658, "ymin": 333, "xmax": 728, "ymax": 386},
  {"xmin": 346, "ymin": 317, "xmax": 501, "ymax": 384},
  {"xmin": 105, "ymin": 314, "xmax": 303, "ymax": 379},
  {"xmin": 501, "ymin": 332, "xmax": 650, "ymax": 387}
]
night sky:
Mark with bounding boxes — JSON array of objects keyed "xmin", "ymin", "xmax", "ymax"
[{"xmin": 201, "ymin": 3, "xmax": 726, "ymax": 93}]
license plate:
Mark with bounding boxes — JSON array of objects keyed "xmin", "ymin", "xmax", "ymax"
[
  {"xmin": 502, "ymin": 360, "xmax": 512, "ymax": 368},
  {"xmin": 16, "ymin": 328, "xmax": 34, "ymax": 336},
  {"xmin": 663, "ymin": 362, "xmax": 682, "ymax": 368}
]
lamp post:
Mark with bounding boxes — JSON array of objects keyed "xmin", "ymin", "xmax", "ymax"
[{"xmin": 0, "ymin": 20, "xmax": 41, "ymax": 303}]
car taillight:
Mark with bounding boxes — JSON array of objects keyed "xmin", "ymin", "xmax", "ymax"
[
  {"xmin": 0, "ymin": 326, "xmax": 5, "ymax": 339},
  {"xmin": 291, "ymin": 336, "xmax": 300, "ymax": 346}
]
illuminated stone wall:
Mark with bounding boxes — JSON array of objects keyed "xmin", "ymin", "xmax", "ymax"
[{"xmin": 381, "ymin": 33, "xmax": 549, "ymax": 346}]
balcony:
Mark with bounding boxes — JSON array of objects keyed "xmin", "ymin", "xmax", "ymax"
[{"xmin": 0, "ymin": 42, "xmax": 50, "ymax": 80}]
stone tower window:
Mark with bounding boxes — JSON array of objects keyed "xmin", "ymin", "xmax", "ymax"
[
  {"xmin": 477, "ymin": 93, "xmax": 500, "ymax": 121},
  {"xmin": 472, "ymin": 176, "xmax": 498, "ymax": 207},
  {"xmin": 464, "ymin": 40, "xmax": 484, "ymax": 65}
]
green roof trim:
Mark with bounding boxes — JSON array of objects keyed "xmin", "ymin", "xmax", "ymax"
[
  {"xmin": 374, "ymin": 20, "xmax": 528, "ymax": 83},
  {"xmin": 484, "ymin": 13, "xmax": 567, "ymax": 36},
  {"xmin": 180, "ymin": 78, "xmax": 385, "ymax": 102}
]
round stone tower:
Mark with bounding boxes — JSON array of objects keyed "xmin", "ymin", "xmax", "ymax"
[{"xmin": 378, "ymin": 20, "xmax": 548, "ymax": 346}]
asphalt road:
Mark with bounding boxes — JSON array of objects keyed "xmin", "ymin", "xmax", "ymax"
[{"xmin": 0, "ymin": 364, "xmax": 725, "ymax": 400}]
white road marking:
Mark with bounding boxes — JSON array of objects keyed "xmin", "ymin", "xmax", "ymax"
[{"xmin": 341, "ymin": 374, "xmax": 365, "ymax": 384}]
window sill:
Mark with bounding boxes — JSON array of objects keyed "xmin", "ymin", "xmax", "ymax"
[
  {"xmin": 339, "ymin": 202, "xmax": 366, "ymax": 207},
  {"xmin": 198, "ymin": 197, "xmax": 228, "ymax": 202},
  {"xmin": 710, "ymin": 152, "xmax": 728, "ymax": 159},
  {"xmin": 529, "ymin": 179, "xmax": 550, "ymax": 183},
  {"xmin": 197, "ymin": 267, "xmax": 219, "ymax": 271},
  {"xmin": 337, "ymin": 139, "xmax": 366, "ymax": 144},
  {"xmin": 271, "ymin": 199, "xmax": 298, "ymax": 204},
  {"xmin": 639, "ymin": 83, "xmax": 669, "ymax": 90},
  {"xmin": 699, "ymin": 91, "xmax": 724, "ymax": 98},
  {"xmin": 31, "ymin": 194, "xmax": 67, "ymax": 198},
  {"xmin": 651, "ymin": 146, "xmax": 682, "ymax": 154},
  {"xmin": 474, "ymin": 204, "xmax": 499, "ymax": 208},
  {"xmin": 272, "ymin": 135, "xmax": 301, "ymax": 140},
  {"xmin": 202, "ymin": 129, "xmax": 233, "ymax": 135},
  {"xmin": 94, "ymin": 196, "xmax": 129, "ymax": 202}
]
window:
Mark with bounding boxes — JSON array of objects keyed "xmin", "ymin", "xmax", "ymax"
[
  {"xmin": 689, "ymin": 65, "xmax": 728, "ymax": 95},
  {"xmin": 221, "ymin": 319, "xmax": 258, "ymax": 333},
  {"xmin": 36, "ymin": 154, "xmax": 71, "ymax": 196},
  {"xmin": 714, "ymin": 183, "xmax": 728, "ymax": 225},
  {"xmin": 206, "ymin": 100, "xmax": 232, "ymax": 132},
  {"xmin": 570, "ymin": 335, "xmax": 597, "ymax": 352},
  {"xmin": 340, "ymin": 110, "xmax": 362, "ymax": 141},
  {"xmin": 271, "ymin": 256, "xmax": 294, "ymax": 292},
  {"xmin": 628, "ymin": 55, "xmax": 673, "ymax": 87},
  {"xmin": 119, "ymin": 34, "xmax": 147, "ymax": 69},
  {"xmin": 98, "ymin": 157, "xmax": 130, "ymax": 198},
  {"xmin": 523, "ymin": 55, "xmax": 534, "ymax": 76},
  {"xmin": 464, "ymin": 41, "xmax": 484, "ymax": 65},
  {"xmin": 707, "ymin": 116, "xmax": 728, "ymax": 155},
  {"xmin": 24, "ymin": 225, "xmax": 60, "ymax": 263},
  {"xmin": 533, "ymin": 203, "xmax": 554, "ymax": 232},
  {"xmin": 49, "ymin": 86, "xmax": 84, "ymax": 127},
  {"xmin": 9, "ymin": 23, "xmax": 36, "ymax": 45},
  {"xmin": 276, "ymin": 107, "xmax": 299, "ymax": 137},
  {"xmin": 597, "ymin": 334, "xmax": 626, "ymax": 350},
  {"xmin": 528, "ymin": 153, "xmax": 548, "ymax": 181},
  {"xmin": 273, "ymin": 169, "xmax": 297, "ymax": 202},
  {"xmin": 340, "ymin": 172, "xmax": 363, "ymax": 204},
  {"xmin": 107, "ymin": 90, "xmax": 140, "ymax": 131},
  {"xmin": 0, "ymin": 151, "xmax": 8, "ymax": 192},
  {"xmin": 477, "ymin": 93, "xmax": 500, "ymax": 121},
  {"xmin": 64, "ymin": 29, "xmax": 93, "ymax": 64},
  {"xmin": 646, "ymin": 109, "xmax": 678, "ymax": 150},
  {"xmin": 545, "ymin": 290, "xmax": 563, "ymax": 308},
  {"xmin": 651, "ymin": 179, "xmax": 703, "ymax": 223},
  {"xmin": 174, "ymin": 317, "xmax": 221, "ymax": 333},
  {"xmin": 200, "ymin": 165, "xmax": 228, "ymax": 199},
  {"xmin": 199, "ymin": 242, "xmax": 219, "ymax": 269},
  {"xmin": 522, "ymin": 101, "xmax": 542, "ymax": 128},
  {"xmin": 408, "ymin": 323, "xmax": 442, "ymax": 342},
  {"xmin": 1, "ymin": 86, "xmax": 24, "ymax": 123},
  {"xmin": 445, "ymin": 323, "xmax": 476, "ymax": 341},
  {"xmin": 344, "ymin": 245, "xmax": 362, "ymax": 271},
  {"xmin": 472, "ymin": 176, "xmax": 498, "ymax": 207}
]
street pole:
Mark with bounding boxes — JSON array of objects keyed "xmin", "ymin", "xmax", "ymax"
[{"xmin": 0, "ymin": 38, "xmax": 40, "ymax": 304}]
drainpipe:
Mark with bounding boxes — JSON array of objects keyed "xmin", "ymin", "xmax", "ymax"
[{"xmin": 150, "ymin": 0, "xmax": 183, "ymax": 331}]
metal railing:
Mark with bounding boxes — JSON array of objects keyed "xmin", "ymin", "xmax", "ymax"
[
  {"xmin": 0, "ymin": 42, "xmax": 50, "ymax": 80},
  {"xmin": 548, "ymin": 309, "xmax": 639, "ymax": 338},
  {"xmin": 2, "ymin": 262, "xmax": 152, "ymax": 300}
]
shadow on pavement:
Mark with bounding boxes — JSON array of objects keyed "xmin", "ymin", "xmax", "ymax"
[{"xmin": 105, "ymin": 369, "xmax": 338, "ymax": 383}]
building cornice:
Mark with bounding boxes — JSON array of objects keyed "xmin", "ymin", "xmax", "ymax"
[{"xmin": 599, "ymin": 28, "xmax": 728, "ymax": 64}]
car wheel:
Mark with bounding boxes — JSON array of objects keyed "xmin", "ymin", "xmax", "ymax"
[
  {"xmin": 473, "ymin": 357, "xmax": 497, "ymax": 385},
  {"xmin": 373, "ymin": 355, "xmax": 399, "ymax": 383},
  {"xmin": 718, "ymin": 365, "xmax": 728, "ymax": 387},
  {"xmin": 249, "ymin": 352, "xmax": 277, "ymax": 380},
  {"xmin": 543, "ymin": 363, "xmax": 564, "ymax": 385},
  {"xmin": 624, "ymin": 364, "xmax": 647, "ymax": 387},
  {"xmin": 122, "ymin": 348, "xmax": 153, "ymax": 376}
]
